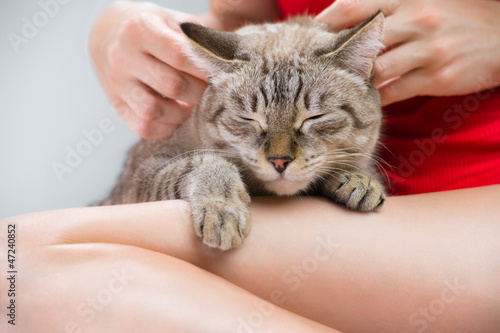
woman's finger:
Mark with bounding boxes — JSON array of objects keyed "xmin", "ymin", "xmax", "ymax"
[
  {"xmin": 382, "ymin": 13, "xmax": 417, "ymax": 48},
  {"xmin": 378, "ymin": 68, "xmax": 431, "ymax": 106},
  {"xmin": 315, "ymin": 0, "xmax": 401, "ymax": 31},
  {"xmin": 114, "ymin": 98, "xmax": 180, "ymax": 139},
  {"xmin": 374, "ymin": 41, "xmax": 430, "ymax": 86},
  {"xmin": 139, "ymin": 12, "xmax": 208, "ymax": 82},
  {"xmin": 132, "ymin": 53, "xmax": 207, "ymax": 106},
  {"xmin": 122, "ymin": 81, "xmax": 192, "ymax": 123},
  {"xmin": 117, "ymin": 83, "xmax": 191, "ymax": 139}
]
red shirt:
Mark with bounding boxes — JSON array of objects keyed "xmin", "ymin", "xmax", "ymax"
[{"xmin": 277, "ymin": 0, "xmax": 500, "ymax": 195}]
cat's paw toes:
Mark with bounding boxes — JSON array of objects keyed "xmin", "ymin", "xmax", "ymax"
[
  {"xmin": 327, "ymin": 173, "xmax": 385, "ymax": 212},
  {"xmin": 192, "ymin": 193, "xmax": 251, "ymax": 250}
]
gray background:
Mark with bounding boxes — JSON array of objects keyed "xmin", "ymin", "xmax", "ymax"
[{"xmin": 0, "ymin": 0, "xmax": 210, "ymax": 218}]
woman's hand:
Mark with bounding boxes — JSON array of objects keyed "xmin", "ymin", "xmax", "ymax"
[
  {"xmin": 316, "ymin": 0, "xmax": 500, "ymax": 106},
  {"xmin": 89, "ymin": 2, "xmax": 210, "ymax": 139}
]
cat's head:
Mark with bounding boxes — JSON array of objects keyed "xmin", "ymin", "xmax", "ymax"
[{"xmin": 181, "ymin": 12, "xmax": 384, "ymax": 195}]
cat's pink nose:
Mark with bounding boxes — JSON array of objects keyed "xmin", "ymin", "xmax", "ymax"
[{"xmin": 267, "ymin": 156, "xmax": 293, "ymax": 174}]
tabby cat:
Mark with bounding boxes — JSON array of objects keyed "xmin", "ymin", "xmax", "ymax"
[{"xmin": 103, "ymin": 11, "xmax": 386, "ymax": 250}]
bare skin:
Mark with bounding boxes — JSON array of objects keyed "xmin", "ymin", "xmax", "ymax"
[
  {"xmin": 12, "ymin": 0, "xmax": 496, "ymax": 332},
  {"xmin": 2, "ymin": 186, "xmax": 499, "ymax": 332}
]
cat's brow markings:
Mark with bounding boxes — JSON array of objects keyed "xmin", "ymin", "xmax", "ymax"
[
  {"xmin": 208, "ymin": 106, "xmax": 226, "ymax": 124},
  {"xmin": 266, "ymin": 66, "xmax": 305, "ymax": 109},
  {"xmin": 293, "ymin": 76, "xmax": 304, "ymax": 108},
  {"xmin": 319, "ymin": 92, "xmax": 329, "ymax": 108},
  {"xmin": 271, "ymin": 70, "xmax": 284, "ymax": 105},
  {"xmin": 310, "ymin": 117, "xmax": 349, "ymax": 137},
  {"xmin": 303, "ymin": 91, "xmax": 311, "ymax": 110},
  {"xmin": 261, "ymin": 57, "xmax": 269, "ymax": 75},
  {"xmin": 259, "ymin": 83, "xmax": 269, "ymax": 107},
  {"xmin": 221, "ymin": 119, "xmax": 249, "ymax": 137},
  {"xmin": 339, "ymin": 103, "xmax": 373, "ymax": 129},
  {"xmin": 251, "ymin": 94, "xmax": 258, "ymax": 113},
  {"xmin": 233, "ymin": 95, "xmax": 245, "ymax": 110}
]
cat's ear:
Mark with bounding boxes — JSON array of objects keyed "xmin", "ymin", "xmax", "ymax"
[
  {"xmin": 180, "ymin": 22, "xmax": 247, "ymax": 74},
  {"xmin": 316, "ymin": 11, "xmax": 384, "ymax": 82}
]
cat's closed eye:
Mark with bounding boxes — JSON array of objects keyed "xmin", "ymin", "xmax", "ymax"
[
  {"xmin": 238, "ymin": 115, "xmax": 268, "ymax": 132},
  {"xmin": 305, "ymin": 113, "xmax": 326, "ymax": 121},
  {"xmin": 238, "ymin": 116, "xmax": 255, "ymax": 122},
  {"xmin": 297, "ymin": 113, "xmax": 328, "ymax": 131}
]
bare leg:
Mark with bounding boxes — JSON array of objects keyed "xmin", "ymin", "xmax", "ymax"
[
  {"xmin": 0, "ymin": 236, "xmax": 337, "ymax": 332},
  {"xmin": 4, "ymin": 185, "xmax": 500, "ymax": 332}
]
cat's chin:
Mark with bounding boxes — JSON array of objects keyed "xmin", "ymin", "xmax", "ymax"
[{"xmin": 264, "ymin": 178, "xmax": 310, "ymax": 196}]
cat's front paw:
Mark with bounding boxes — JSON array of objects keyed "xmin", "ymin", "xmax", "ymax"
[
  {"xmin": 324, "ymin": 172, "xmax": 385, "ymax": 212},
  {"xmin": 191, "ymin": 187, "xmax": 251, "ymax": 250}
]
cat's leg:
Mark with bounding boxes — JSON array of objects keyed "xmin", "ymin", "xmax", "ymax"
[
  {"xmin": 321, "ymin": 169, "xmax": 385, "ymax": 212},
  {"xmin": 138, "ymin": 153, "xmax": 251, "ymax": 250}
]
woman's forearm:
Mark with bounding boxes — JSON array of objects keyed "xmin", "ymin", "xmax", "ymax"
[{"xmin": 8, "ymin": 185, "xmax": 500, "ymax": 332}]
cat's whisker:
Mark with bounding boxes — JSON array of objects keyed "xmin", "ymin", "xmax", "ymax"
[
  {"xmin": 377, "ymin": 141, "xmax": 396, "ymax": 157},
  {"xmin": 314, "ymin": 165, "xmax": 355, "ymax": 178},
  {"xmin": 326, "ymin": 144, "xmax": 395, "ymax": 169},
  {"xmin": 315, "ymin": 169, "xmax": 345, "ymax": 185},
  {"xmin": 323, "ymin": 161, "xmax": 367, "ymax": 175},
  {"xmin": 327, "ymin": 150, "xmax": 393, "ymax": 171}
]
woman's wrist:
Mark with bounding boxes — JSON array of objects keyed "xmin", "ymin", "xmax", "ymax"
[{"xmin": 195, "ymin": 8, "xmax": 247, "ymax": 31}]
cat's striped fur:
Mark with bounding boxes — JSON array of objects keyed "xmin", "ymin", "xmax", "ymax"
[{"xmin": 103, "ymin": 12, "xmax": 386, "ymax": 250}]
